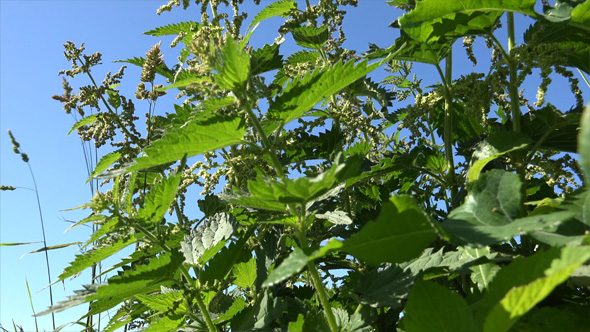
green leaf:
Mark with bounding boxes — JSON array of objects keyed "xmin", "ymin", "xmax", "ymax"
[
  {"xmin": 468, "ymin": 132, "xmax": 532, "ymax": 182},
  {"xmin": 57, "ymin": 237, "xmax": 136, "ymax": 282},
  {"xmin": 127, "ymin": 111, "xmax": 245, "ymax": 172},
  {"xmin": 520, "ymin": 104, "xmax": 581, "ymax": 153},
  {"xmin": 341, "ymin": 195, "xmax": 438, "ymax": 265},
  {"xmin": 141, "ymin": 316, "xmax": 184, "ymax": 332},
  {"xmin": 352, "ymin": 265, "xmax": 415, "ymax": 309},
  {"xmin": 68, "ymin": 113, "xmax": 100, "ymax": 135},
  {"xmin": 233, "ymin": 257, "xmax": 257, "ymax": 289},
  {"xmin": 115, "ymin": 57, "xmax": 174, "ymax": 80},
  {"xmin": 213, "ymin": 35, "xmax": 250, "ymax": 92},
  {"xmin": 158, "ymin": 75, "xmax": 211, "ymax": 91},
  {"xmin": 265, "ymin": 55, "xmax": 394, "ymax": 132},
  {"xmin": 404, "ymin": 280, "xmax": 477, "ymax": 332},
  {"xmin": 578, "ymin": 104, "xmax": 590, "ymax": 182},
  {"xmin": 248, "ymin": 0, "xmax": 296, "ymax": 31},
  {"xmin": 444, "ymin": 170, "xmax": 577, "ymax": 246},
  {"xmin": 180, "ymin": 213, "xmax": 237, "ymax": 266},
  {"xmin": 473, "ymin": 246, "xmax": 590, "ymax": 332},
  {"xmin": 288, "ymin": 314, "xmax": 305, "ymax": 332},
  {"xmin": 315, "ymin": 210, "xmax": 352, "ymax": 225},
  {"xmin": 512, "ymin": 306, "xmax": 590, "ymax": 332},
  {"xmin": 135, "ymin": 287, "xmax": 186, "ymax": 314},
  {"xmin": 200, "ymin": 234, "xmax": 251, "ymax": 285},
  {"xmin": 247, "ymin": 153, "xmax": 361, "ymax": 205},
  {"xmin": 263, "ymin": 247, "xmax": 308, "ymax": 287},
  {"xmin": 136, "ymin": 171, "xmax": 182, "ymax": 224},
  {"xmin": 0, "ymin": 241, "xmax": 42, "ymax": 246},
  {"xmin": 398, "ymin": 0, "xmax": 537, "ymax": 44},
  {"xmin": 524, "ymin": 23, "xmax": 590, "ymax": 74},
  {"xmin": 214, "ymin": 297, "xmax": 247, "ymax": 324},
  {"xmin": 106, "ymin": 89, "xmax": 121, "ymax": 109},
  {"xmin": 460, "ymin": 247, "xmax": 500, "ymax": 291},
  {"xmin": 292, "ymin": 26, "xmax": 329, "ymax": 50},
  {"xmin": 231, "ymin": 289, "xmax": 287, "ymax": 330},
  {"xmin": 144, "ymin": 21, "xmax": 201, "ymax": 36},
  {"xmin": 570, "ymin": 0, "xmax": 590, "ymax": 31},
  {"xmin": 251, "ymin": 43, "xmax": 283, "ymax": 76},
  {"xmin": 89, "ymin": 151, "xmax": 121, "ymax": 180}
]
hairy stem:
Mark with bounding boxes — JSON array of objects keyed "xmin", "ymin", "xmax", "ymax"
[
  {"xmin": 243, "ymin": 98, "xmax": 338, "ymax": 331},
  {"xmin": 436, "ymin": 50, "xmax": 457, "ymax": 206},
  {"xmin": 507, "ymin": 12, "xmax": 527, "ymax": 214},
  {"xmin": 133, "ymin": 224, "xmax": 218, "ymax": 332}
]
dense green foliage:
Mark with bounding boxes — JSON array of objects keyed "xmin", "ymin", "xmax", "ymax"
[{"xmin": 14, "ymin": 0, "xmax": 590, "ymax": 331}]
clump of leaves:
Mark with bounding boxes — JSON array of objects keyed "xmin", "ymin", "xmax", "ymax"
[{"xmin": 32, "ymin": 0, "xmax": 590, "ymax": 331}]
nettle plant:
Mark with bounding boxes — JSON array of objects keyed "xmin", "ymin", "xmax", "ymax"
[{"xmin": 41, "ymin": 0, "xmax": 590, "ymax": 331}]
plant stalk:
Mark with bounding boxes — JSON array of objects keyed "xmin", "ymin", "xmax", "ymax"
[
  {"xmin": 507, "ymin": 12, "xmax": 527, "ymax": 214},
  {"xmin": 243, "ymin": 98, "xmax": 338, "ymax": 331}
]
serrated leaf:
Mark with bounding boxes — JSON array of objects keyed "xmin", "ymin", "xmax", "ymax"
[
  {"xmin": 115, "ymin": 57, "xmax": 174, "ymax": 80},
  {"xmin": 579, "ymin": 104, "xmax": 590, "ymax": 182},
  {"xmin": 315, "ymin": 210, "xmax": 352, "ymax": 225},
  {"xmin": 520, "ymin": 104, "xmax": 582, "ymax": 153},
  {"xmin": 158, "ymin": 75, "xmax": 211, "ymax": 91},
  {"xmin": 233, "ymin": 257, "xmax": 257, "ymax": 289},
  {"xmin": 136, "ymin": 171, "xmax": 182, "ymax": 224},
  {"xmin": 135, "ymin": 287, "xmax": 186, "ymax": 314},
  {"xmin": 251, "ymin": 43, "xmax": 283, "ymax": 76},
  {"xmin": 89, "ymin": 151, "xmax": 121, "ymax": 181},
  {"xmin": 265, "ymin": 55, "xmax": 394, "ymax": 133},
  {"xmin": 398, "ymin": 0, "xmax": 536, "ymax": 44},
  {"xmin": 570, "ymin": 0, "xmax": 590, "ymax": 31},
  {"xmin": 180, "ymin": 213, "xmax": 237, "ymax": 265},
  {"xmin": 214, "ymin": 297, "xmax": 247, "ymax": 324},
  {"xmin": 141, "ymin": 316, "xmax": 184, "ymax": 332},
  {"xmin": 353, "ymin": 265, "xmax": 415, "ymax": 309},
  {"xmin": 292, "ymin": 26, "xmax": 329, "ymax": 50},
  {"xmin": 473, "ymin": 246, "xmax": 590, "ymax": 332},
  {"xmin": 68, "ymin": 113, "xmax": 100, "ymax": 135},
  {"xmin": 144, "ymin": 21, "xmax": 201, "ymax": 36},
  {"xmin": 404, "ymin": 280, "xmax": 477, "ymax": 332},
  {"xmin": 199, "ymin": 233, "xmax": 250, "ymax": 285},
  {"xmin": 106, "ymin": 89, "xmax": 121, "ymax": 109},
  {"xmin": 213, "ymin": 35, "xmax": 250, "ymax": 92},
  {"xmin": 341, "ymin": 195, "xmax": 437, "ymax": 265},
  {"xmin": 247, "ymin": 153, "xmax": 361, "ymax": 206},
  {"xmin": 263, "ymin": 247, "xmax": 308, "ymax": 287},
  {"xmin": 468, "ymin": 132, "xmax": 532, "ymax": 182},
  {"xmin": 288, "ymin": 314, "xmax": 305, "ymax": 332},
  {"xmin": 248, "ymin": 0, "xmax": 296, "ymax": 31},
  {"xmin": 126, "ymin": 111, "xmax": 245, "ymax": 172},
  {"xmin": 231, "ymin": 290, "xmax": 287, "ymax": 330},
  {"xmin": 524, "ymin": 23, "xmax": 590, "ymax": 74},
  {"xmin": 460, "ymin": 247, "xmax": 500, "ymax": 291},
  {"xmin": 57, "ymin": 237, "xmax": 136, "ymax": 282},
  {"xmin": 444, "ymin": 170, "xmax": 577, "ymax": 246}
]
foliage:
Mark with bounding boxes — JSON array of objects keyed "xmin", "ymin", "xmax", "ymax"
[{"xmin": 7, "ymin": 0, "xmax": 590, "ymax": 331}]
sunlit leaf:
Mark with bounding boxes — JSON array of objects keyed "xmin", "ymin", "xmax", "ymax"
[
  {"xmin": 180, "ymin": 213, "xmax": 237, "ymax": 266},
  {"xmin": 67, "ymin": 113, "xmax": 100, "ymax": 135},
  {"xmin": 468, "ymin": 132, "xmax": 532, "ymax": 182},
  {"xmin": 473, "ymin": 246, "xmax": 590, "ymax": 332},
  {"xmin": 292, "ymin": 26, "xmax": 329, "ymax": 50},
  {"xmin": 341, "ymin": 195, "xmax": 437, "ymax": 265},
  {"xmin": 144, "ymin": 21, "xmax": 201, "ymax": 36},
  {"xmin": 579, "ymin": 104, "xmax": 590, "ymax": 182},
  {"xmin": 213, "ymin": 35, "xmax": 250, "ymax": 92},
  {"xmin": 248, "ymin": 0, "xmax": 296, "ymax": 31}
]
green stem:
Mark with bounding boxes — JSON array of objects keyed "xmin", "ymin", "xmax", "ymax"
[
  {"xmin": 307, "ymin": 262, "xmax": 338, "ymax": 332},
  {"xmin": 243, "ymin": 96, "xmax": 337, "ymax": 331},
  {"xmin": 436, "ymin": 50, "xmax": 457, "ymax": 205},
  {"xmin": 507, "ymin": 12, "xmax": 527, "ymax": 213},
  {"xmin": 133, "ymin": 224, "xmax": 218, "ymax": 332}
]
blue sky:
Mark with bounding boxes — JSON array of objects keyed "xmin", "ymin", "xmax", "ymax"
[{"xmin": 0, "ymin": 0, "xmax": 585, "ymax": 331}]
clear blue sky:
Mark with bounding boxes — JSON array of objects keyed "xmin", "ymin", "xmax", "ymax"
[{"xmin": 0, "ymin": 1, "xmax": 582, "ymax": 331}]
